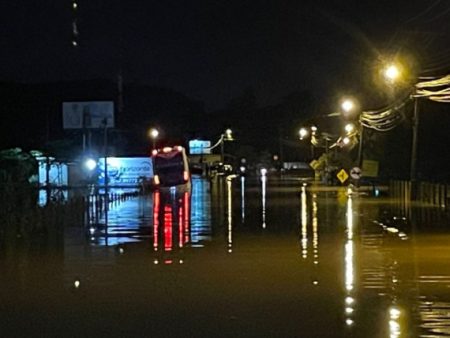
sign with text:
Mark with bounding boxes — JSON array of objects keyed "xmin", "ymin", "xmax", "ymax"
[
  {"xmin": 362, "ymin": 160, "xmax": 379, "ymax": 177},
  {"xmin": 63, "ymin": 101, "xmax": 114, "ymax": 129},
  {"xmin": 98, "ymin": 157, "xmax": 153, "ymax": 187},
  {"xmin": 189, "ymin": 140, "xmax": 211, "ymax": 154}
]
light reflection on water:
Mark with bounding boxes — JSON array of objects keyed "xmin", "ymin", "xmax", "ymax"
[{"xmin": 2, "ymin": 177, "xmax": 450, "ymax": 336}]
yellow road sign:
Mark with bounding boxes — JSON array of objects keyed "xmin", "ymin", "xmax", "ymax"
[
  {"xmin": 309, "ymin": 159, "xmax": 320, "ymax": 170},
  {"xmin": 337, "ymin": 169, "xmax": 349, "ymax": 184}
]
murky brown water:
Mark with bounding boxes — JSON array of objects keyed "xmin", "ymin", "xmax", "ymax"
[{"xmin": 1, "ymin": 176, "xmax": 450, "ymax": 337}]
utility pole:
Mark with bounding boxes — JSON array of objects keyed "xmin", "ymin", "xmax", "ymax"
[
  {"xmin": 410, "ymin": 97, "xmax": 419, "ymax": 198},
  {"xmin": 357, "ymin": 125, "xmax": 364, "ymax": 168}
]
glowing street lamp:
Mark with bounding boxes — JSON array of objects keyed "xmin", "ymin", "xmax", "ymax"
[
  {"xmin": 221, "ymin": 129, "xmax": 234, "ymax": 163},
  {"xmin": 149, "ymin": 128, "xmax": 159, "ymax": 149},
  {"xmin": 341, "ymin": 100, "xmax": 354, "ymax": 113},
  {"xmin": 384, "ymin": 64, "xmax": 401, "ymax": 83},
  {"xmin": 345, "ymin": 123, "xmax": 355, "ymax": 134},
  {"xmin": 299, "ymin": 127, "xmax": 309, "ymax": 140},
  {"xmin": 224, "ymin": 128, "xmax": 234, "ymax": 141}
]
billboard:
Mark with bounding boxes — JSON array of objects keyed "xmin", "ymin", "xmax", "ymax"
[
  {"xmin": 98, "ymin": 157, "xmax": 153, "ymax": 187},
  {"xmin": 189, "ymin": 140, "xmax": 211, "ymax": 154},
  {"xmin": 63, "ymin": 101, "xmax": 114, "ymax": 129}
]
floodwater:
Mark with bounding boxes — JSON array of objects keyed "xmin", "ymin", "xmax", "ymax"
[{"xmin": 1, "ymin": 176, "xmax": 450, "ymax": 337}]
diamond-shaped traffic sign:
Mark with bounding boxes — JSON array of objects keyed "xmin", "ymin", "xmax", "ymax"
[{"xmin": 337, "ymin": 169, "xmax": 349, "ymax": 184}]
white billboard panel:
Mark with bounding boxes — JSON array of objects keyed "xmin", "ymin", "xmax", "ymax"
[
  {"xmin": 98, "ymin": 157, "xmax": 153, "ymax": 187},
  {"xmin": 63, "ymin": 101, "xmax": 114, "ymax": 129},
  {"xmin": 189, "ymin": 140, "xmax": 211, "ymax": 154}
]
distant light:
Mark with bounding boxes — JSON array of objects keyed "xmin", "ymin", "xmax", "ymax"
[
  {"xmin": 72, "ymin": 40, "xmax": 78, "ymax": 47},
  {"xmin": 85, "ymin": 158, "xmax": 97, "ymax": 171},
  {"xmin": 260, "ymin": 168, "xmax": 267, "ymax": 176},
  {"xmin": 152, "ymin": 149, "xmax": 158, "ymax": 156},
  {"xmin": 346, "ymin": 319, "xmax": 354, "ymax": 326},
  {"xmin": 385, "ymin": 65, "xmax": 400, "ymax": 81},
  {"xmin": 341, "ymin": 99, "xmax": 354, "ymax": 113},
  {"xmin": 311, "ymin": 125, "xmax": 318, "ymax": 132},
  {"xmin": 345, "ymin": 297, "xmax": 354, "ymax": 305},
  {"xmin": 299, "ymin": 127, "xmax": 308, "ymax": 139},
  {"xmin": 72, "ymin": 2, "xmax": 78, "ymax": 9},
  {"xmin": 345, "ymin": 123, "xmax": 355, "ymax": 134},
  {"xmin": 149, "ymin": 128, "xmax": 159, "ymax": 139},
  {"xmin": 118, "ymin": 247, "xmax": 124, "ymax": 254},
  {"xmin": 74, "ymin": 279, "xmax": 80, "ymax": 288},
  {"xmin": 343, "ymin": 137, "xmax": 351, "ymax": 145}
]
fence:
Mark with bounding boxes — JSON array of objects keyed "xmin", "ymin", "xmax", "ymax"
[{"xmin": 389, "ymin": 180, "xmax": 449, "ymax": 208}]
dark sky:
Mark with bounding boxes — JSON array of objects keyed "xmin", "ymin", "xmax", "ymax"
[{"xmin": 1, "ymin": 0, "xmax": 449, "ymax": 110}]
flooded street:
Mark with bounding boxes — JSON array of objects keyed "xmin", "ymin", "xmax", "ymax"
[{"xmin": 1, "ymin": 176, "xmax": 450, "ymax": 337}]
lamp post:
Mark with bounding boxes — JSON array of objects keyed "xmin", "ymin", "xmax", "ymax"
[
  {"xmin": 149, "ymin": 128, "xmax": 159, "ymax": 150},
  {"xmin": 221, "ymin": 128, "xmax": 233, "ymax": 163},
  {"xmin": 340, "ymin": 98, "xmax": 363, "ymax": 166}
]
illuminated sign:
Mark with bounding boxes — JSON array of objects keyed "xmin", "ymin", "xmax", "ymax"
[
  {"xmin": 188, "ymin": 140, "xmax": 211, "ymax": 155},
  {"xmin": 98, "ymin": 157, "xmax": 153, "ymax": 186}
]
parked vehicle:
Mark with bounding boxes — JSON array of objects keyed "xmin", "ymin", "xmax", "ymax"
[{"xmin": 151, "ymin": 146, "xmax": 191, "ymax": 192}]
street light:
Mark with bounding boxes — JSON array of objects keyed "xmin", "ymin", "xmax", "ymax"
[
  {"xmin": 341, "ymin": 99, "xmax": 355, "ymax": 114},
  {"xmin": 299, "ymin": 127, "xmax": 309, "ymax": 140},
  {"xmin": 149, "ymin": 128, "xmax": 159, "ymax": 149},
  {"xmin": 221, "ymin": 129, "xmax": 233, "ymax": 163},
  {"xmin": 345, "ymin": 123, "xmax": 355, "ymax": 134},
  {"xmin": 384, "ymin": 64, "xmax": 400, "ymax": 82}
]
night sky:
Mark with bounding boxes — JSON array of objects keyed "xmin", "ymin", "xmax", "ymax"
[{"xmin": 2, "ymin": 1, "xmax": 449, "ymax": 110}]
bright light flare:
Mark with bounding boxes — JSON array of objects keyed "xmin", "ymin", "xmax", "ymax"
[
  {"xmin": 341, "ymin": 99, "xmax": 355, "ymax": 113},
  {"xmin": 345, "ymin": 123, "xmax": 355, "ymax": 134},
  {"xmin": 85, "ymin": 158, "xmax": 97, "ymax": 171},
  {"xmin": 224, "ymin": 128, "xmax": 233, "ymax": 140},
  {"xmin": 149, "ymin": 128, "xmax": 159, "ymax": 139},
  {"xmin": 299, "ymin": 128, "xmax": 308, "ymax": 140},
  {"xmin": 384, "ymin": 64, "xmax": 400, "ymax": 82}
]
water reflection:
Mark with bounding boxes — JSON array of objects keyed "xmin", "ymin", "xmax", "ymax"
[
  {"xmin": 241, "ymin": 176, "xmax": 245, "ymax": 222},
  {"xmin": 301, "ymin": 185, "xmax": 308, "ymax": 259},
  {"xmin": 152, "ymin": 190, "xmax": 190, "ymax": 264},
  {"xmin": 5, "ymin": 175, "xmax": 450, "ymax": 336},
  {"xmin": 312, "ymin": 193, "xmax": 319, "ymax": 265},
  {"xmin": 344, "ymin": 192, "xmax": 356, "ymax": 327},
  {"xmin": 227, "ymin": 176, "xmax": 233, "ymax": 252},
  {"xmin": 190, "ymin": 177, "xmax": 212, "ymax": 245},
  {"xmin": 261, "ymin": 174, "xmax": 267, "ymax": 229}
]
